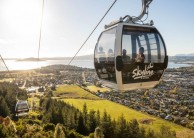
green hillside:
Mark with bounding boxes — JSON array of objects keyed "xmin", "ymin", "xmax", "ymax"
[
  {"xmin": 63, "ymin": 99, "xmax": 194, "ymax": 138},
  {"xmin": 53, "ymin": 84, "xmax": 100, "ymax": 100}
]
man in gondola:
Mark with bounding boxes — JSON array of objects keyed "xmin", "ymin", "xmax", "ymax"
[
  {"xmin": 135, "ymin": 47, "xmax": 145, "ymax": 63},
  {"xmin": 122, "ymin": 49, "xmax": 130, "ymax": 63},
  {"xmin": 97, "ymin": 46, "xmax": 107, "ymax": 76},
  {"xmin": 122, "ymin": 49, "xmax": 131, "ymax": 83}
]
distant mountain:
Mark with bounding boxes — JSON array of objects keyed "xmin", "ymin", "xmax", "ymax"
[
  {"xmin": 175, "ymin": 53, "xmax": 194, "ymax": 57},
  {"xmin": 42, "ymin": 54, "xmax": 94, "ymax": 60},
  {"xmin": 16, "ymin": 57, "xmax": 45, "ymax": 61},
  {"xmin": 13, "ymin": 54, "xmax": 94, "ymax": 61}
]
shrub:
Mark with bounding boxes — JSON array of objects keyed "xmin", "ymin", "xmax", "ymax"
[{"xmin": 43, "ymin": 123, "xmax": 55, "ymax": 132}]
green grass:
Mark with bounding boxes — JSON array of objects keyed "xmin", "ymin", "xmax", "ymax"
[
  {"xmin": 63, "ymin": 99, "xmax": 194, "ymax": 138},
  {"xmin": 0, "ymin": 78, "xmax": 14, "ymax": 82},
  {"xmin": 28, "ymin": 111, "xmax": 40, "ymax": 116},
  {"xmin": 87, "ymin": 85, "xmax": 110, "ymax": 93},
  {"xmin": 53, "ymin": 84, "xmax": 100, "ymax": 100},
  {"xmin": 28, "ymin": 96, "xmax": 40, "ymax": 107}
]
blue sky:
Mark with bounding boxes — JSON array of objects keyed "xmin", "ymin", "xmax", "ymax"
[{"xmin": 0, "ymin": 0, "xmax": 194, "ymax": 58}]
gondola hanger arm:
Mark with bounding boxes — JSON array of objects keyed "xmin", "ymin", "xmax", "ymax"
[
  {"xmin": 105, "ymin": 0, "xmax": 153, "ymax": 29},
  {"xmin": 131, "ymin": 0, "xmax": 153, "ymax": 22}
]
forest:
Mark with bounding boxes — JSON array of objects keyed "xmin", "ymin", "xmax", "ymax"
[{"xmin": 0, "ymin": 82, "xmax": 178, "ymax": 138}]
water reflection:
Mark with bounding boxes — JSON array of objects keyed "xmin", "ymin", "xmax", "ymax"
[{"xmin": 0, "ymin": 60, "xmax": 192, "ymax": 71}]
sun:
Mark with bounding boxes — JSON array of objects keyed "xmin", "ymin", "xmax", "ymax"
[
  {"xmin": 3, "ymin": 0, "xmax": 43, "ymax": 35},
  {"xmin": 1, "ymin": 0, "xmax": 44, "ymax": 58}
]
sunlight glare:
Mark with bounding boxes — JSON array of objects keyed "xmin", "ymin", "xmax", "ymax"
[{"xmin": 3, "ymin": 0, "xmax": 42, "ymax": 36}]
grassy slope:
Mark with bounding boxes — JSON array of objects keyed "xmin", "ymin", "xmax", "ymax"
[
  {"xmin": 53, "ymin": 84, "xmax": 194, "ymax": 138},
  {"xmin": 87, "ymin": 85, "xmax": 110, "ymax": 92},
  {"xmin": 63, "ymin": 99, "xmax": 194, "ymax": 138},
  {"xmin": 53, "ymin": 84, "xmax": 100, "ymax": 100}
]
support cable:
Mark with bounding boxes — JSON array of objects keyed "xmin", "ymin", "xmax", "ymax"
[
  {"xmin": 37, "ymin": 0, "xmax": 45, "ymax": 67},
  {"xmin": 67, "ymin": 0, "xmax": 118, "ymax": 66},
  {"xmin": 0, "ymin": 54, "xmax": 13, "ymax": 79},
  {"xmin": 54, "ymin": 0, "xmax": 118, "ymax": 85}
]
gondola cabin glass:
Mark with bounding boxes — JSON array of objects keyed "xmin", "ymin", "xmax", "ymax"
[
  {"xmin": 122, "ymin": 25, "xmax": 166, "ymax": 82},
  {"xmin": 95, "ymin": 23, "xmax": 168, "ymax": 91},
  {"xmin": 94, "ymin": 27, "xmax": 117, "ymax": 86}
]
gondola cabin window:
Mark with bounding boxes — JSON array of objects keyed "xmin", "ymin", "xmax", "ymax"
[
  {"xmin": 121, "ymin": 26, "xmax": 166, "ymax": 84},
  {"xmin": 94, "ymin": 27, "xmax": 117, "ymax": 83}
]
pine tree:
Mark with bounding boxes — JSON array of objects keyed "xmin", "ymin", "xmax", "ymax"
[
  {"xmin": 157, "ymin": 125, "xmax": 176, "ymax": 138},
  {"xmin": 96, "ymin": 110, "xmax": 101, "ymax": 126},
  {"xmin": 128, "ymin": 119, "xmax": 140, "ymax": 138},
  {"xmin": 77, "ymin": 114, "xmax": 88, "ymax": 135},
  {"xmin": 54, "ymin": 124, "xmax": 66, "ymax": 138},
  {"xmin": 101, "ymin": 110, "xmax": 113, "ymax": 138},
  {"xmin": 0, "ymin": 96, "xmax": 10, "ymax": 117},
  {"xmin": 88, "ymin": 109, "xmax": 97, "ymax": 133},
  {"xmin": 116, "ymin": 114, "xmax": 128, "ymax": 138},
  {"xmin": 94, "ymin": 127, "xmax": 104, "ymax": 138},
  {"xmin": 146, "ymin": 129, "xmax": 155, "ymax": 138},
  {"xmin": 83, "ymin": 103, "xmax": 88, "ymax": 124}
]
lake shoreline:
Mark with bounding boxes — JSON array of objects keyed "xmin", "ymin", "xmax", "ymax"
[{"xmin": 0, "ymin": 60, "xmax": 193, "ymax": 71}]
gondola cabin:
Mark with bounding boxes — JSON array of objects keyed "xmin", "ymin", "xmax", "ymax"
[
  {"xmin": 94, "ymin": 22, "xmax": 168, "ymax": 91},
  {"xmin": 15, "ymin": 100, "xmax": 29, "ymax": 116}
]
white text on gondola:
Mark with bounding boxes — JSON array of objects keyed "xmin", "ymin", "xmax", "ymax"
[{"xmin": 132, "ymin": 63, "xmax": 154, "ymax": 79}]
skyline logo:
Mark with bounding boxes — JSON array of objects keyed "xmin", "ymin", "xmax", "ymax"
[{"xmin": 132, "ymin": 63, "xmax": 154, "ymax": 80}]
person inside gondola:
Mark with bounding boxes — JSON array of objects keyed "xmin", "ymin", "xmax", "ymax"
[
  {"xmin": 135, "ymin": 47, "xmax": 145, "ymax": 63},
  {"xmin": 98, "ymin": 46, "xmax": 106, "ymax": 63},
  {"xmin": 107, "ymin": 48, "xmax": 114, "ymax": 63},
  {"xmin": 122, "ymin": 49, "xmax": 130, "ymax": 63},
  {"xmin": 106, "ymin": 49, "xmax": 115, "ymax": 80},
  {"xmin": 122, "ymin": 49, "xmax": 131, "ymax": 83},
  {"xmin": 98, "ymin": 46, "xmax": 107, "ymax": 74}
]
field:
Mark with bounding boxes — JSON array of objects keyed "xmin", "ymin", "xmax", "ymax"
[
  {"xmin": 53, "ymin": 84, "xmax": 100, "ymax": 100},
  {"xmin": 87, "ymin": 85, "xmax": 110, "ymax": 92},
  {"xmin": 27, "ymin": 84, "xmax": 194, "ymax": 138},
  {"xmin": 63, "ymin": 99, "xmax": 194, "ymax": 138}
]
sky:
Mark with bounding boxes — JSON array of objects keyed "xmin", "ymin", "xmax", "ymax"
[{"xmin": 0, "ymin": 0, "xmax": 194, "ymax": 58}]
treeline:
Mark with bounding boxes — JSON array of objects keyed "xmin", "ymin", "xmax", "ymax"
[
  {"xmin": 38, "ymin": 65, "xmax": 86, "ymax": 74},
  {"xmin": 0, "ymin": 82, "xmax": 28, "ymax": 117}
]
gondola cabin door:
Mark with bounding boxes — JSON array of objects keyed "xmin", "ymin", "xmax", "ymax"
[{"xmin": 94, "ymin": 23, "xmax": 168, "ymax": 91}]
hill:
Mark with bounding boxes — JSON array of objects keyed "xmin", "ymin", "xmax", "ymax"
[
  {"xmin": 54, "ymin": 84, "xmax": 194, "ymax": 138},
  {"xmin": 175, "ymin": 53, "xmax": 194, "ymax": 57},
  {"xmin": 63, "ymin": 99, "xmax": 194, "ymax": 138}
]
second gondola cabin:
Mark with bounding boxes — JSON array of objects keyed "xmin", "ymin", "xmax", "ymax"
[
  {"xmin": 94, "ymin": 21, "xmax": 168, "ymax": 91},
  {"xmin": 15, "ymin": 100, "xmax": 29, "ymax": 116}
]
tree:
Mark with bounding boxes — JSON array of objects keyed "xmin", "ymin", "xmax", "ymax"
[
  {"xmin": 77, "ymin": 114, "xmax": 88, "ymax": 135},
  {"xmin": 96, "ymin": 110, "xmax": 101, "ymax": 126},
  {"xmin": 139, "ymin": 127, "xmax": 146, "ymax": 138},
  {"xmin": 43, "ymin": 123, "xmax": 55, "ymax": 132},
  {"xmin": 0, "ymin": 124, "xmax": 8, "ymax": 138},
  {"xmin": 0, "ymin": 96, "xmax": 10, "ymax": 117},
  {"xmin": 94, "ymin": 127, "xmax": 104, "ymax": 138},
  {"xmin": 156, "ymin": 125, "xmax": 176, "ymax": 138},
  {"xmin": 88, "ymin": 109, "xmax": 97, "ymax": 133},
  {"xmin": 146, "ymin": 129, "xmax": 155, "ymax": 138},
  {"xmin": 101, "ymin": 110, "xmax": 113, "ymax": 138},
  {"xmin": 83, "ymin": 103, "xmax": 88, "ymax": 124},
  {"xmin": 116, "ymin": 114, "xmax": 128, "ymax": 138},
  {"xmin": 54, "ymin": 124, "xmax": 66, "ymax": 138},
  {"xmin": 128, "ymin": 119, "xmax": 140, "ymax": 138}
]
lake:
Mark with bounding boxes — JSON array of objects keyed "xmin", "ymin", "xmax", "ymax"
[{"xmin": 0, "ymin": 59, "xmax": 193, "ymax": 71}]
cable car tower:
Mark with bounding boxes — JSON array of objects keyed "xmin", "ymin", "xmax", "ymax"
[{"xmin": 94, "ymin": 0, "xmax": 168, "ymax": 91}]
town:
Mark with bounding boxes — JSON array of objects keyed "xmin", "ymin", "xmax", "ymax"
[
  {"xmin": 97, "ymin": 66, "xmax": 194, "ymax": 129},
  {"xmin": 1, "ymin": 64, "xmax": 194, "ymax": 130}
]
